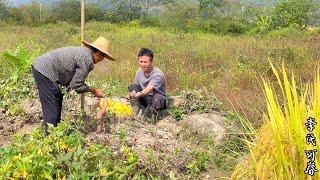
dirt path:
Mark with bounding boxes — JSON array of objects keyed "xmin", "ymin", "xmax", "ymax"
[{"xmin": 0, "ymin": 98, "xmax": 42, "ymax": 146}]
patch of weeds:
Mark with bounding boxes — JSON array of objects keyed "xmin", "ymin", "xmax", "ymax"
[
  {"xmin": 180, "ymin": 111, "xmax": 253, "ymax": 177},
  {"xmin": 177, "ymin": 87, "xmax": 222, "ymax": 115},
  {"xmin": 212, "ymin": 135, "xmax": 245, "ymax": 173},
  {"xmin": 269, "ymin": 46, "xmax": 307, "ymax": 68},
  {"xmin": 0, "ymin": 74, "xmax": 36, "ymax": 116},
  {"xmin": 169, "ymin": 106, "xmax": 183, "ymax": 121},
  {"xmin": 0, "ymin": 118, "xmax": 156, "ymax": 179},
  {"xmin": 186, "ymin": 151, "xmax": 211, "ymax": 176},
  {"xmin": 201, "ymin": 133, "xmax": 215, "ymax": 149},
  {"xmin": 173, "ymin": 147, "xmax": 182, "ymax": 156},
  {"xmin": 119, "ymin": 128, "xmax": 128, "ymax": 144},
  {"xmin": 169, "ymin": 87, "xmax": 223, "ymax": 121},
  {"xmin": 0, "ymin": 46, "xmax": 39, "ymax": 116},
  {"xmin": 5, "ymin": 103, "xmax": 26, "ymax": 116},
  {"xmin": 145, "ymin": 147, "xmax": 156, "ymax": 165}
]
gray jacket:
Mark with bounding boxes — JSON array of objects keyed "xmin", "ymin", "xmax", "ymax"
[{"xmin": 32, "ymin": 46, "xmax": 94, "ymax": 93}]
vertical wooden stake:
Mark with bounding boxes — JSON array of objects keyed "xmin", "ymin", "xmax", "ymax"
[{"xmin": 80, "ymin": 0, "xmax": 86, "ymax": 112}]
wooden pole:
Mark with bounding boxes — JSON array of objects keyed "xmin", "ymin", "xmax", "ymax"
[
  {"xmin": 39, "ymin": 2, "xmax": 42, "ymax": 22},
  {"xmin": 80, "ymin": 0, "xmax": 86, "ymax": 112}
]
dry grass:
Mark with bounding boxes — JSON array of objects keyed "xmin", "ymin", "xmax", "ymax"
[{"xmin": 1, "ymin": 22, "xmax": 319, "ymax": 125}]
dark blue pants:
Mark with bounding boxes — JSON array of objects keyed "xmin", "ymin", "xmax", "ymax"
[
  {"xmin": 128, "ymin": 84, "xmax": 166, "ymax": 110},
  {"xmin": 32, "ymin": 67, "xmax": 63, "ymax": 134}
]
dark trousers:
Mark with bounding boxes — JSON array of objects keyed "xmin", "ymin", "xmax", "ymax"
[
  {"xmin": 128, "ymin": 84, "xmax": 166, "ymax": 111},
  {"xmin": 32, "ymin": 67, "xmax": 63, "ymax": 133}
]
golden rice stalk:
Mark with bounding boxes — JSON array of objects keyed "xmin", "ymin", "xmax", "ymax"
[{"xmin": 232, "ymin": 63, "xmax": 320, "ymax": 180}]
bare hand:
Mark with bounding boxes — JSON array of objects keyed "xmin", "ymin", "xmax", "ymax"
[
  {"xmin": 124, "ymin": 94, "xmax": 130, "ymax": 100},
  {"xmin": 94, "ymin": 88, "xmax": 104, "ymax": 98},
  {"xmin": 96, "ymin": 109, "xmax": 105, "ymax": 120},
  {"xmin": 134, "ymin": 91, "xmax": 141, "ymax": 98},
  {"xmin": 129, "ymin": 90, "xmax": 137, "ymax": 99},
  {"xmin": 123, "ymin": 95, "xmax": 130, "ymax": 103},
  {"xmin": 96, "ymin": 110, "xmax": 106, "ymax": 133}
]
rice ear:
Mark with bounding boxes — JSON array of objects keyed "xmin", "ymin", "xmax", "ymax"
[{"xmin": 232, "ymin": 62, "xmax": 320, "ymax": 179}]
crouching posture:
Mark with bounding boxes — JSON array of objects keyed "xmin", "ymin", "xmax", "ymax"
[{"xmin": 128, "ymin": 48, "xmax": 167, "ymax": 119}]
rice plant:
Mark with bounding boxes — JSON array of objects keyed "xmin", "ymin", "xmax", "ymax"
[{"xmin": 232, "ymin": 63, "xmax": 320, "ymax": 179}]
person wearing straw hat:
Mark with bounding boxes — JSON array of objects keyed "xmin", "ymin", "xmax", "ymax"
[{"xmin": 31, "ymin": 36, "xmax": 115, "ymax": 134}]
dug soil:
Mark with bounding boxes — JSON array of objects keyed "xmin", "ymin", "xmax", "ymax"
[{"xmin": 0, "ymin": 96, "xmax": 231, "ymax": 179}]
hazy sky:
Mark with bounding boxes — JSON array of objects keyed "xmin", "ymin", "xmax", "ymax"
[
  {"xmin": 7, "ymin": 0, "xmax": 99, "ymax": 7},
  {"xmin": 8, "ymin": 0, "xmax": 45, "ymax": 7}
]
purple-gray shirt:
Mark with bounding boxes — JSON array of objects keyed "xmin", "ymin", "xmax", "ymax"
[{"xmin": 133, "ymin": 67, "xmax": 166, "ymax": 96}]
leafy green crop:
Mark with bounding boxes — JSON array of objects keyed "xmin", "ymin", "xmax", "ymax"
[
  {"xmin": 0, "ymin": 46, "xmax": 40, "ymax": 116},
  {"xmin": 169, "ymin": 107, "xmax": 183, "ymax": 121},
  {"xmin": 0, "ymin": 119, "xmax": 149, "ymax": 179},
  {"xmin": 2, "ymin": 45, "xmax": 39, "ymax": 74}
]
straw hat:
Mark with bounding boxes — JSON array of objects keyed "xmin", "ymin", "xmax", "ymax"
[{"xmin": 82, "ymin": 36, "xmax": 116, "ymax": 61}]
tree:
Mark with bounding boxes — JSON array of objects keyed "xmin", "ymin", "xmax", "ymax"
[
  {"xmin": 199, "ymin": 0, "xmax": 222, "ymax": 9},
  {"xmin": 8, "ymin": 7, "xmax": 23, "ymax": 22},
  {"xmin": 271, "ymin": 0, "xmax": 315, "ymax": 29},
  {"xmin": 87, "ymin": 5, "xmax": 104, "ymax": 21},
  {"xmin": 51, "ymin": 0, "xmax": 81, "ymax": 23},
  {"xmin": 0, "ymin": 0, "xmax": 9, "ymax": 21},
  {"xmin": 161, "ymin": 1, "xmax": 200, "ymax": 32},
  {"xmin": 20, "ymin": 2, "xmax": 42, "ymax": 25},
  {"xmin": 199, "ymin": 0, "xmax": 223, "ymax": 18},
  {"xmin": 104, "ymin": 0, "xmax": 142, "ymax": 23}
]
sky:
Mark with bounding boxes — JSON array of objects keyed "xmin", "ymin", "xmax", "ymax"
[{"xmin": 7, "ymin": 0, "xmax": 99, "ymax": 7}]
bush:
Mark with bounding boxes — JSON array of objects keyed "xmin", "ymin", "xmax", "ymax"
[
  {"xmin": 50, "ymin": 0, "xmax": 81, "ymax": 24},
  {"xmin": 177, "ymin": 88, "xmax": 222, "ymax": 114},
  {"xmin": 266, "ymin": 27, "xmax": 305, "ymax": 39},
  {"xmin": 202, "ymin": 17, "xmax": 250, "ymax": 35},
  {"xmin": 139, "ymin": 15, "xmax": 161, "ymax": 27},
  {"xmin": 87, "ymin": 5, "xmax": 104, "ymax": 21},
  {"xmin": 160, "ymin": 1, "xmax": 200, "ymax": 32},
  {"xmin": 271, "ymin": 0, "xmax": 315, "ymax": 29},
  {"xmin": 0, "ymin": 0, "xmax": 9, "ymax": 20},
  {"xmin": 104, "ymin": 0, "xmax": 142, "ymax": 23}
]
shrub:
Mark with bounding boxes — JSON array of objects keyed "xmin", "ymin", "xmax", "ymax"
[{"xmin": 271, "ymin": 0, "xmax": 315, "ymax": 29}]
